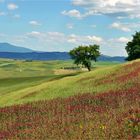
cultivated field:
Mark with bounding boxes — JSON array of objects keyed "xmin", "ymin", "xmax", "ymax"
[{"xmin": 0, "ymin": 59, "xmax": 139, "ymax": 139}]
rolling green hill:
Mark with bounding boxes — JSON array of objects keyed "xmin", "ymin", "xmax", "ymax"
[
  {"xmin": 0, "ymin": 59, "xmax": 120, "ymax": 106},
  {"xmin": 0, "ymin": 59, "xmax": 139, "ymax": 139}
]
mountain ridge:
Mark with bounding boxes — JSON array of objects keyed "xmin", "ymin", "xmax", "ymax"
[
  {"xmin": 0, "ymin": 52, "xmax": 125, "ymax": 62},
  {"xmin": 0, "ymin": 43, "xmax": 33, "ymax": 52},
  {"xmin": 0, "ymin": 43, "xmax": 125, "ymax": 61}
]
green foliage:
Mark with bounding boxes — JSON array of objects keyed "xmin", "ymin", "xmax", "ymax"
[
  {"xmin": 126, "ymin": 32, "xmax": 140, "ymax": 61},
  {"xmin": 69, "ymin": 45, "xmax": 100, "ymax": 71}
]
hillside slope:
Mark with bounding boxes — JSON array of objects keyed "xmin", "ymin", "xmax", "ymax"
[
  {"xmin": 0, "ymin": 60, "xmax": 139, "ymax": 139},
  {"xmin": 0, "ymin": 59, "xmax": 139, "ymax": 107}
]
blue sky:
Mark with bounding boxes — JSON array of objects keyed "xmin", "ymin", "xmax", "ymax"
[{"xmin": 0, "ymin": 0, "xmax": 140, "ymax": 56}]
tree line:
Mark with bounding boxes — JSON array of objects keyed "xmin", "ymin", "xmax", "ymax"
[{"xmin": 69, "ymin": 32, "xmax": 140, "ymax": 71}]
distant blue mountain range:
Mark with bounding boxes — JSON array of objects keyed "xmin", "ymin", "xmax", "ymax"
[
  {"xmin": 0, "ymin": 52, "xmax": 70, "ymax": 60},
  {"xmin": 0, "ymin": 43, "xmax": 33, "ymax": 52},
  {"xmin": 0, "ymin": 43, "xmax": 125, "ymax": 62}
]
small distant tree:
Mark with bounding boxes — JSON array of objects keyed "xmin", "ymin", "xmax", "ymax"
[
  {"xmin": 69, "ymin": 45, "xmax": 100, "ymax": 71},
  {"xmin": 125, "ymin": 32, "xmax": 140, "ymax": 61}
]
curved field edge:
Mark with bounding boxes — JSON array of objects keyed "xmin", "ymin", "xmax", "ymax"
[{"xmin": 0, "ymin": 59, "xmax": 139, "ymax": 107}]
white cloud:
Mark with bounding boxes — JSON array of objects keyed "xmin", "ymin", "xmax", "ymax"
[
  {"xmin": 26, "ymin": 31, "xmax": 65, "ymax": 44},
  {"xmin": 26, "ymin": 31, "xmax": 103, "ymax": 46},
  {"xmin": 47, "ymin": 32, "xmax": 65, "ymax": 42},
  {"xmin": 13, "ymin": 36, "xmax": 27, "ymax": 43},
  {"xmin": 7, "ymin": 3, "xmax": 18, "ymax": 10},
  {"xmin": 109, "ymin": 37, "xmax": 131, "ymax": 44},
  {"xmin": 110, "ymin": 21, "xmax": 140, "ymax": 32},
  {"xmin": 26, "ymin": 31, "xmax": 130, "ymax": 56},
  {"xmin": 29, "ymin": 20, "xmax": 41, "ymax": 26},
  {"xmin": 72, "ymin": 0, "xmax": 135, "ymax": 6},
  {"xmin": 61, "ymin": 9, "xmax": 100, "ymax": 19},
  {"xmin": 62, "ymin": 9, "xmax": 83, "ymax": 19},
  {"xmin": 117, "ymin": 37, "xmax": 131, "ymax": 43},
  {"xmin": 47, "ymin": 32, "xmax": 64, "ymax": 37},
  {"xmin": 71, "ymin": 0, "xmax": 140, "ymax": 19},
  {"xmin": 104, "ymin": 36, "xmax": 131, "ymax": 56},
  {"xmin": 67, "ymin": 34, "xmax": 78, "ymax": 43},
  {"xmin": 86, "ymin": 35, "xmax": 103, "ymax": 43},
  {"xmin": 26, "ymin": 31, "xmax": 46, "ymax": 40},
  {"xmin": 110, "ymin": 22, "xmax": 131, "ymax": 32},
  {"xmin": 2, "ymin": 32, "xmax": 130, "ymax": 56},
  {"xmin": 67, "ymin": 34, "xmax": 103, "ymax": 45}
]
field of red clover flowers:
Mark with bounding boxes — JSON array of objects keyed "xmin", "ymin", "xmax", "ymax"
[{"xmin": 0, "ymin": 61, "xmax": 140, "ymax": 139}]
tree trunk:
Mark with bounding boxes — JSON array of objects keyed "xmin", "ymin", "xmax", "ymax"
[
  {"xmin": 84, "ymin": 61, "xmax": 91, "ymax": 71},
  {"xmin": 87, "ymin": 65, "xmax": 91, "ymax": 71}
]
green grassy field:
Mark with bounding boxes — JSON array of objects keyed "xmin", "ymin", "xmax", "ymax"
[
  {"xmin": 0, "ymin": 59, "xmax": 120, "ymax": 106},
  {"xmin": 0, "ymin": 58, "xmax": 139, "ymax": 139}
]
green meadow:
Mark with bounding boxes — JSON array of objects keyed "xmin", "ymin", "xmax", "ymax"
[
  {"xmin": 0, "ymin": 58, "xmax": 140, "ymax": 139},
  {"xmin": 0, "ymin": 59, "xmax": 120, "ymax": 106}
]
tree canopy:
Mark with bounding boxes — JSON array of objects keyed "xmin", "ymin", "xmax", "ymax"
[
  {"xmin": 125, "ymin": 32, "xmax": 140, "ymax": 61},
  {"xmin": 69, "ymin": 45, "xmax": 100, "ymax": 71}
]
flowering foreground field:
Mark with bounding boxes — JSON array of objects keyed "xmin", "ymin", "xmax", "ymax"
[{"xmin": 0, "ymin": 60, "xmax": 140, "ymax": 139}]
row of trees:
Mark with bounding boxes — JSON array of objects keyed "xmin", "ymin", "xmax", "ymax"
[{"xmin": 69, "ymin": 32, "xmax": 140, "ymax": 71}]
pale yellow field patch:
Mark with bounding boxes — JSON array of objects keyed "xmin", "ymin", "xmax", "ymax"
[{"xmin": 54, "ymin": 69, "xmax": 77, "ymax": 75}]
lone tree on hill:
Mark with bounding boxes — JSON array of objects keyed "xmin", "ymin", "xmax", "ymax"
[
  {"xmin": 69, "ymin": 45, "xmax": 100, "ymax": 71},
  {"xmin": 126, "ymin": 32, "xmax": 140, "ymax": 61}
]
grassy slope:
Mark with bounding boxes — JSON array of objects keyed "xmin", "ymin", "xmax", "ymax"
[
  {"xmin": 0, "ymin": 59, "xmax": 121, "ymax": 106},
  {"xmin": 0, "ymin": 59, "xmax": 139, "ymax": 139},
  {"xmin": 0, "ymin": 59, "xmax": 76, "ymax": 93}
]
